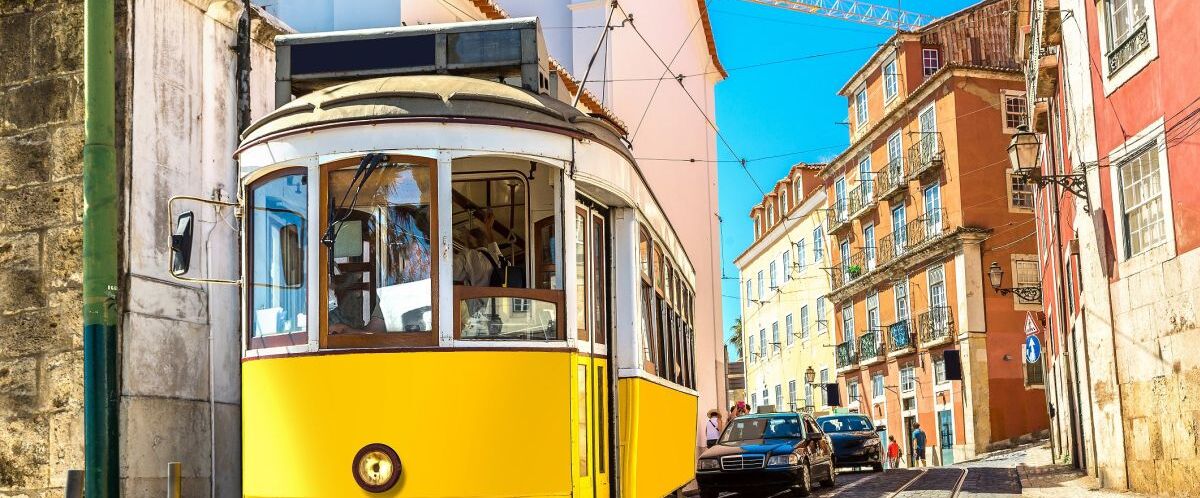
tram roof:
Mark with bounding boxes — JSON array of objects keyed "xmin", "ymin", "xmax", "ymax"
[{"xmin": 239, "ymin": 75, "xmax": 631, "ymax": 161}]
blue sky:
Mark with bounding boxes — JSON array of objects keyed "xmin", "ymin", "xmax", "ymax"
[{"xmin": 709, "ymin": 0, "xmax": 983, "ymax": 357}]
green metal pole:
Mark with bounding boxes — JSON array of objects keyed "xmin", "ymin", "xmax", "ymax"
[{"xmin": 83, "ymin": 0, "xmax": 119, "ymax": 496}]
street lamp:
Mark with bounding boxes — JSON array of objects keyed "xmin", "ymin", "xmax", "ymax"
[
  {"xmin": 987, "ymin": 261, "xmax": 1042, "ymax": 302},
  {"xmin": 1007, "ymin": 125, "xmax": 1091, "ymax": 212},
  {"xmin": 805, "ymin": 366, "xmax": 816, "ymax": 385}
]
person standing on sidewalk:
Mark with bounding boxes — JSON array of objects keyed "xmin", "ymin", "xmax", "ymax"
[
  {"xmin": 887, "ymin": 435, "xmax": 902, "ymax": 469},
  {"xmin": 705, "ymin": 410, "xmax": 723, "ymax": 448},
  {"xmin": 911, "ymin": 423, "xmax": 928, "ymax": 468}
]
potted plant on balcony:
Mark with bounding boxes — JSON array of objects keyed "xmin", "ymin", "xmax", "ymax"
[{"xmin": 847, "ymin": 264, "xmax": 863, "ymax": 278}]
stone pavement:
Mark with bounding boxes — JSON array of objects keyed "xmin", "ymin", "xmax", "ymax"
[{"xmin": 1013, "ymin": 443, "xmax": 1155, "ymax": 498}]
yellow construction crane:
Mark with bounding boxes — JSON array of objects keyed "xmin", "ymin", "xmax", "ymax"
[{"xmin": 739, "ymin": 0, "xmax": 934, "ymax": 31}]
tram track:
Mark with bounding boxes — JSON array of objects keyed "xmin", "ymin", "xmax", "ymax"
[{"xmin": 816, "ymin": 467, "xmax": 968, "ymax": 498}]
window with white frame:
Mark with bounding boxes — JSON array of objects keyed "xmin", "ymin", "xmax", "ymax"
[
  {"xmin": 780, "ymin": 192, "xmax": 789, "ymax": 214},
  {"xmin": 883, "ymin": 58, "xmax": 898, "ymax": 102},
  {"xmin": 900, "ymin": 365, "xmax": 915, "ymax": 392},
  {"xmin": 782, "ymin": 251, "xmax": 792, "ymax": 283},
  {"xmin": 934, "ymin": 357, "xmax": 948, "ymax": 385},
  {"xmin": 1010, "ymin": 170, "xmax": 1036, "ymax": 210},
  {"xmin": 1117, "ymin": 144, "xmax": 1166, "ymax": 257},
  {"xmin": 872, "ymin": 373, "xmax": 885, "ymax": 399},
  {"xmin": 748, "ymin": 335, "xmax": 757, "ymax": 362},
  {"xmin": 745, "ymin": 279, "xmax": 753, "ymax": 306},
  {"xmin": 800, "ymin": 305, "xmax": 810, "ymax": 339},
  {"xmin": 751, "ymin": 393, "xmax": 758, "ymax": 407},
  {"xmin": 841, "ymin": 302, "xmax": 855, "ymax": 344},
  {"xmin": 769, "ymin": 261, "xmax": 778, "ymax": 290},
  {"xmin": 796, "ymin": 239, "xmax": 807, "ymax": 271},
  {"xmin": 816, "ymin": 298, "xmax": 827, "ymax": 334},
  {"xmin": 767, "ymin": 203, "xmax": 774, "ymax": 225},
  {"xmin": 922, "ymin": 48, "xmax": 941, "ymax": 78},
  {"xmin": 804, "ymin": 383, "xmax": 814, "ymax": 408},
  {"xmin": 785, "ymin": 314, "xmax": 794, "ymax": 345},
  {"xmin": 771, "ymin": 321, "xmax": 780, "ymax": 351},
  {"xmin": 757, "ymin": 270, "xmax": 764, "ymax": 298},
  {"xmin": 859, "ymin": 155, "xmax": 873, "ymax": 198},
  {"xmin": 819, "ymin": 369, "xmax": 829, "ymax": 404},
  {"xmin": 1104, "ymin": 0, "xmax": 1151, "ymax": 72},
  {"xmin": 1013, "ymin": 258, "xmax": 1041, "ymax": 305},
  {"xmin": 763, "ymin": 388, "xmax": 770, "ymax": 407},
  {"xmin": 848, "ymin": 381, "xmax": 860, "ymax": 404},
  {"xmin": 1003, "ymin": 91, "xmax": 1027, "ymax": 133},
  {"xmin": 813, "ymin": 228, "xmax": 824, "ymax": 261},
  {"xmin": 789, "ymin": 380, "xmax": 798, "ymax": 409},
  {"xmin": 759, "ymin": 329, "xmax": 767, "ymax": 358},
  {"xmin": 796, "ymin": 181, "xmax": 804, "ymax": 203},
  {"xmin": 775, "ymin": 385, "xmax": 783, "ymax": 408},
  {"xmin": 855, "ymin": 85, "xmax": 869, "ymax": 127}
]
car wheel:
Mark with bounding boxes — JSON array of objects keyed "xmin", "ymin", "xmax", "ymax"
[
  {"xmin": 819, "ymin": 462, "xmax": 837, "ymax": 487},
  {"xmin": 793, "ymin": 464, "xmax": 812, "ymax": 496},
  {"xmin": 872, "ymin": 462, "xmax": 884, "ymax": 472}
]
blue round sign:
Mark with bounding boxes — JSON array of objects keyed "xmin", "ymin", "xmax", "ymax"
[{"xmin": 1024, "ymin": 335, "xmax": 1042, "ymax": 364}]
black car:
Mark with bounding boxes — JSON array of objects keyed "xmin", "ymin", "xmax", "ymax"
[
  {"xmin": 695, "ymin": 412, "xmax": 837, "ymax": 497},
  {"xmin": 816, "ymin": 414, "xmax": 884, "ymax": 472}
]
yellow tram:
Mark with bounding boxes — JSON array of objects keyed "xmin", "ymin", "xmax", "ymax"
[{"xmin": 169, "ymin": 19, "xmax": 701, "ymax": 497}]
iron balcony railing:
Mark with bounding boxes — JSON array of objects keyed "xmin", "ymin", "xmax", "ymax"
[
  {"xmin": 905, "ymin": 209, "xmax": 948, "ymax": 248},
  {"xmin": 907, "ymin": 132, "xmax": 944, "ymax": 180},
  {"xmin": 1108, "ymin": 21, "xmax": 1150, "ymax": 74},
  {"xmin": 875, "ymin": 157, "xmax": 906, "ymax": 200},
  {"xmin": 858, "ymin": 329, "xmax": 885, "ymax": 362},
  {"xmin": 887, "ymin": 319, "xmax": 915, "ymax": 353},
  {"xmin": 916, "ymin": 306, "xmax": 954, "ymax": 346},
  {"xmin": 847, "ymin": 182, "xmax": 874, "ymax": 218},
  {"xmin": 827, "ymin": 200, "xmax": 850, "ymax": 233},
  {"xmin": 830, "ymin": 249, "xmax": 867, "ymax": 289},
  {"xmin": 835, "ymin": 339, "xmax": 859, "ymax": 369}
]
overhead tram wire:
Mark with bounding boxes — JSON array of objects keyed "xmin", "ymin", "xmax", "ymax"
[
  {"xmin": 635, "ymin": 143, "xmax": 848, "ymax": 164},
  {"xmin": 616, "ymin": 0, "xmax": 822, "ymax": 291},
  {"xmin": 584, "ymin": 44, "xmax": 882, "ymax": 83},
  {"xmin": 629, "ymin": 0, "xmax": 713, "ymax": 140}
]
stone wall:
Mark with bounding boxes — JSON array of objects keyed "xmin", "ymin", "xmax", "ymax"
[{"xmin": 0, "ymin": 0, "xmax": 86, "ymax": 495}]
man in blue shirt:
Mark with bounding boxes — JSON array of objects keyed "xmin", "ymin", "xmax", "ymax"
[{"xmin": 911, "ymin": 423, "xmax": 928, "ymax": 467}]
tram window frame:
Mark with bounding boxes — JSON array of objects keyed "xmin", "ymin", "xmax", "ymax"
[
  {"xmin": 246, "ymin": 167, "xmax": 310, "ymax": 350},
  {"xmin": 319, "ymin": 155, "xmax": 439, "ymax": 349},
  {"xmin": 575, "ymin": 206, "xmax": 589, "ymax": 342},
  {"xmin": 639, "ymin": 228, "xmax": 660, "ymax": 373}
]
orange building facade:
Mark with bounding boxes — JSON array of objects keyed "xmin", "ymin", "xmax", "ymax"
[{"xmin": 820, "ymin": 0, "xmax": 1050, "ymax": 465}]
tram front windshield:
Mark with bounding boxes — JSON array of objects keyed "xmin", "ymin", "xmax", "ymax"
[{"xmin": 326, "ymin": 161, "xmax": 433, "ymax": 334}]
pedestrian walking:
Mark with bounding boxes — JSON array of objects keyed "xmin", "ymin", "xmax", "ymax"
[
  {"xmin": 705, "ymin": 410, "xmax": 722, "ymax": 448},
  {"xmin": 887, "ymin": 435, "xmax": 902, "ymax": 469},
  {"xmin": 911, "ymin": 423, "xmax": 928, "ymax": 468}
]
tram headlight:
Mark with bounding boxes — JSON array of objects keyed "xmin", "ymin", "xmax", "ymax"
[
  {"xmin": 697, "ymin": 458, "xmax": 720, "ymax": 471},
  {"xmin": 352, "ymin": 443, "xmax": 401, "ymax": 493}
]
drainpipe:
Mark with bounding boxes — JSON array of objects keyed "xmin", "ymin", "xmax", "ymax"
[{"xmin": 83, "ymin": 0, "xmax": 120, "ymax": 496}]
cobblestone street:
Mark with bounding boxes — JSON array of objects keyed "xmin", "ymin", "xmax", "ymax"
[{"xmin": 704, "ymin": 442, "xmax": 1156, "ymax": 497}]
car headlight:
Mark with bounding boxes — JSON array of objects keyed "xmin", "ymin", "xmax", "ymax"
[
  {"xmin": 697, "ymin": 458, "xmax": 720, "ymax": 470},
  {"xmin": 767, "ymin": 453, "xmax": 800, "ymax": 466}
]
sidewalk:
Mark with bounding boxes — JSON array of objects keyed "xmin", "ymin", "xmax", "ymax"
[{"xmin": 1011, "ymin": 443, "xmax": 1152, "ymax": 498}]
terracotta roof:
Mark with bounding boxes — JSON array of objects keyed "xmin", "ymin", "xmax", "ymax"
[
  {"xmin": 695, "ymin": 0, "xmax": 728, "ymax": 79},
  {"xmin": 467, "ymin": 0, "xmax": 628, "ymax": 134}
]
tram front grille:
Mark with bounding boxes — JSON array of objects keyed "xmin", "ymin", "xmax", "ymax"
[{"xmin": 720, "ymin": 454, "xmax": 766, "ymax": 471}]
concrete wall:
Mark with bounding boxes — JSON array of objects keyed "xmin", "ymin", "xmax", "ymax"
[{"xmin": 0, "ymin": 0, "xmax": 86, "ymax": 495}]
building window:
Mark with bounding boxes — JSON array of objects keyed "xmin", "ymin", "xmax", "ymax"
[
  {"xmin": 748, "ymin": 335, "xmax": 757, "ymax": 362},
  {"xmin": 775, "ymin": 385, "xmax": 783, "ymax": 408},
  {"xmin": 855, "ymin": 85, "xmax": 869, "ymax": 127},
  {"xmin": 789, "ymin": 380, "xmax": 798, "ymax": 409},
  {"xmin": 863, "ymin": 223, "xmax": 876, "ymax": 270},
  {"xmin": 782, "ymin": 251, "xmax": 792, "ymax": 283},
  {"xmin": 1065, "ymin": 256, "xmax": 1076, "ymax": 313},
  {"xmin": 785, "ymin": 314, "xmax": 794, "ymax": 345},
  {"xmin": 769, "ymin": 261, "xmax": 778, "ymax": 290},
  {"xmin": 858, "ymin": 155, "xmax": 873, "ymax": 199},
  {"xmin": 841, "ymin": 302, "xmax": 855, "ymax": 344},
  {"xmin": 816, "ymin": 298, "xmax": 827, "ymax": 334},
  {"xmin": 883, "ymin": 58, "xmax": 898, "ymax": 102},
  {"xmin": 934, "ymin": 357, "xmax": 947, "ymax": 385},
  {"xmin": 813, "ymin": 228, "xmax": 824, "ymax": 261},
  {"xmin": 757, "ymin": 270, "xmax": 764, "ymax": 299},
  {"xmin": 766, "ymin": 204, "xmax": 774, "ymax": 225},
  {"xmin": 745, "ymin": 279, "xmax": 753, "ymax": 306},
  {"xmin": 1117, "ymin": 144, "xmax": 1166, "ymax": 257},
  {"xmin": 800, "ymin": 305, "xmax": 810, "ymax": 339},
  {"xmin": 900, "ymin": 366, "xmax": 915, "ymax": 392},
  {"xmin": 1003, "ymin": 91, "xmax": 1027, "ymax": 133},
  {"xmin": 763, "ymin": 388, "xmax": 770, "ymax": 407},
  {"xmin": 848, "ymin": 381, "xmax": 860, "ymax": 404},
  {"xmin": 1013, "ymin": 258, "xmax": 1041, "ymax": 305},
  {"xmin": 771, "ymin": 321, "xmax": 780, "ymax": 352},
  {"xmin": 796, "ymin": 181, "xmax": 804, "ymax": 202},
  {"xmin": 804, "ymin": 383, "xmax": 814, "ymax": 409},
  {"xmin": 759, "ymin": 329, "xmax": 767, "ymax": 358},
  {"xmin": 1010, "ymin": 170, "xmax": 1035, "ymax": 210},
  {"xmin": 872, "ymin": 373, "xmax": 884, "ymax": 399},
  {"xmin": 819, "ymin": 368, "xmax": 829, "ymax": 404},
  {"xmin": 751, "ymin": 393, "xmax": 758, "ymax": 408},
  {"xmin": 922, "ymin": 48, "xmax": 940, "ymax": 78},
  {"xmin": 1025, "ymin": 347, "xmax": 1045, "ymax": 387},
  {"xmin": 1104, "ymin": 0, "xmax": 1151, "ymax": 73},
  {"xmin": 796, "ymin": 239, "xmax": 807, "ymax": 271}
]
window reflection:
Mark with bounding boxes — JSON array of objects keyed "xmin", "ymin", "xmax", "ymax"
[
  {"xmin": 326, "ymin": 162, "xmax": 433, "ymax": 335},
  {"xmin": 250, "ymin": 173, "xmax": 308, "ymax": 340}
]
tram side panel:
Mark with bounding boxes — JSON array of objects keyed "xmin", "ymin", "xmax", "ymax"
[
  {"xmin": 243, "ymin": 351, "xmax": 574, "ymax": 497},
  {"xmin": 618, "ymin": 378, "xmax": 697, "ymax": 498}
]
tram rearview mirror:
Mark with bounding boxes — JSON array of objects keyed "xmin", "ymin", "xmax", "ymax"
[{"xmin": 170, "ymin": 211, "xmax": 195, "ymax": 276}]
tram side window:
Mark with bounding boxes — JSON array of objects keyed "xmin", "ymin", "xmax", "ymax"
[
  {"xmin": 325, "ymin": 160, "xmax": 435, "ymax": 340},
  {"xmin": 638, "ymin": 229, "xmax": 659, "ymax": 374},
  {"xmin": 249, "ymin": 172, "xmax": 308, "ymax": 346}
]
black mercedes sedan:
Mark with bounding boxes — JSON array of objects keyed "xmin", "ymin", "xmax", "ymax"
[
  {"xmin": 695, "ymin": 412, "xmax": 837, "ymax": 497},
  {"xmin": 816, "ymin": 414, "xmax": 884, "ymax": 472}
]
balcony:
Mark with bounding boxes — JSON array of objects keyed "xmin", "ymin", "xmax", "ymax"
[
  {"xmin": 875, "ymin": 157, "xmax": 906, "ymax": 202},
  {"xmin": 905, "ymin": 209, "xmax": 949, "ymax": 248},
  {"xmin": 916, "ymin": 306, "xmax": 955, "ymax": 347},
  {"xmin": 907, "ymin": 132, "xmax": 944, "ymax": 181},
  {"xmin": 1107, "ymin": 22, "xmax": 1149, "ymax": 74},
  {"xmin": 827, "ymin": 201, "xmax": 851, "ymax": 234},
  {"xmin": 835, "ymin": 340, "xmax": 859, "ymax": 370},
  {"xmin": 830, "ymin": 250, "xmax": 866, "ymax": 290},
  {"xmin": 858, "ymin": 329, "xmax": 885, "ymax": 365},
  {"xmin": 847, "ymin": 182, "xmax": 875, "ymax": 219},
  {"xmin": 886, "ymin": 319, "xmax": 915, "ymax": 355}
]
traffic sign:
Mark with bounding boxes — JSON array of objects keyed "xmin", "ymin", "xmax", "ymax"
[
  {"xmin": 1024, "ymin": 314, "xmax": 1039, "ymax": 336},
  {"xmin": 1024, "ymin": 335, "xmax": 1042, "ymax": 364}
]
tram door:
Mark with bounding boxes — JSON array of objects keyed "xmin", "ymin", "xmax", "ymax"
[{"xmin": 574, "ymin": 202, "xmax": 611, "ymax": 498}]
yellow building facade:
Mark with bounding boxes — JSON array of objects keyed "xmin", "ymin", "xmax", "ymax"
[{"xmin": 734, "ymin": 164, "xmax": 837, "ymax": 415}]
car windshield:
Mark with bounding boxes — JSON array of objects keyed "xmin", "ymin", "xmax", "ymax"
[
  {"xmin": 720, "ymin": 416, "xmax": 804, "ymax": 442},
  {"xmin": 818, "ymin": 415, "xmax": 874, "ymax": 433}
]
